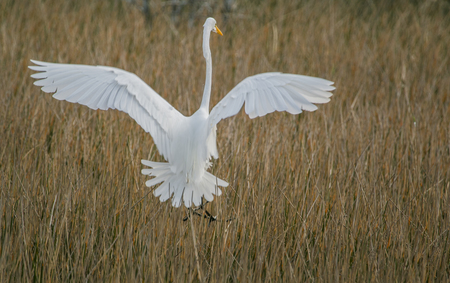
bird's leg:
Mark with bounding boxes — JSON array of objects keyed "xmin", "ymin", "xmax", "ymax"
[
  {"xmin": 198, "ymin": 198, "xmax": 217, "ymax": 223},
  {"xmin": 182, "ymin": 197, "xmax": 217, "ymax": 223},
  {"xmin": 203, "ymin": 208, "xmax": 217, "ymax": 223},
  {"xmin": 183, "ymin": 208, "xmax": 202, "ymax": 221}
]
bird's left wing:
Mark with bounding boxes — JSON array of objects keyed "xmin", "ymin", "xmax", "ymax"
[
  {"xmin": 209, "ymin": 72, "xmax": 335, "ymax": 127},
  {"xmin": 29, "ymin": 60, "xmax": 185, "ymax": 161}
]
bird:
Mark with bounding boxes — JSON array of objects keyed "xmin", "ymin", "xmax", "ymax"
[{"xmin": 29, "ymin": 17, "xmax": 335, "ymax": 208}]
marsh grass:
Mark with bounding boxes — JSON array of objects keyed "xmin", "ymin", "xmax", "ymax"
[{"xmin": 1, "ymin": 0, "xmax": 449, "ymax": 281}]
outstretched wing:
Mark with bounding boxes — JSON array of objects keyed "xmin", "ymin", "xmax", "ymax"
[
  {"xmin": 29, "ymin": 60, "xmax": 185, "ymax": 161},
  {"xmin": 209, "ymin": 72, "xmax": 335, "ymax": 127}
]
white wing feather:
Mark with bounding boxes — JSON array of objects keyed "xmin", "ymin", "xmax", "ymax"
[
  {"xmin": 209, "ymin": 72, "xmax": 335, "ymax": 126},
  {"xmin": 29, "ymin": 60, "xmax": 185, "ymax": 161}
]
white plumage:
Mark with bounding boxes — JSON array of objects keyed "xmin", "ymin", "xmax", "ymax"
[{"xmin": 29, "ymin": 17, "xmax": 335, "ymax": 208}]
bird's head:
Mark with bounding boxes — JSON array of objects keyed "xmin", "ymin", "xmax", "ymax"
[{"xmin": 204, "ymin": 17, "xmax": 223, "ymax": 36}]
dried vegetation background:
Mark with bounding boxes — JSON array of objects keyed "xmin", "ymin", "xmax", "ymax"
[{"xmin": 1, "ymin": 0, "xmax": 450, "ymax": 281}]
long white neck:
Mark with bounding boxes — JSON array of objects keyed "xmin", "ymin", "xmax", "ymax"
[{"xmin": 200, "ymin": 27, "xmax": 212, "ymax": 112}]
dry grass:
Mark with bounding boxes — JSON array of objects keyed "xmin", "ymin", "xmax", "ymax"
[{"xmin": 1, "ymin": 0, "xmax": 450, "ymax": 281}]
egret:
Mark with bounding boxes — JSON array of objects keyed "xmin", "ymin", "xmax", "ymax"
[{"xmin": 29, "ymin": 17, "xmax": 335, "ymax": 208}]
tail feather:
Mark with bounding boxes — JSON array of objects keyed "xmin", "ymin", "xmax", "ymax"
[
  {"xmin": 142, "ymin": 167, "xmax": 168, "ymax": 176},
  {"xmin": 171, "ymin": 179, "xmax": 185, "ymax": 207},
  {"xmin": 204, "ymin": 171, "xmax": 229, "ymax": 188},
  {"xmin": 144, "ymin": 172, "xmax": 172, "ymax": 187},
  {"xmin": 141, "ymin": 159, "xmax": 228, "ymax": 208},
  {"xmin": 141, "ymin": 160, "xmax": 169, "ymax": 168},
  {"xmin": 201, "ymin": 183, "xmax": 214, "ymax": 202},
  {"xmin": 157, "ymin": 181, "xmax": 173, "ymax": 202}
]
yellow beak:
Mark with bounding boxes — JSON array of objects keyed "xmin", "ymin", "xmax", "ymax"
[{"xmin": 215, "ymin": 25, "xmax": 223, "ymax": 36}]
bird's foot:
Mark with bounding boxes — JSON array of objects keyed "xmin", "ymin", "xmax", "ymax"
[{"xmin": 183, "ymin": 201, "xmax": 217, "ymax": 223}]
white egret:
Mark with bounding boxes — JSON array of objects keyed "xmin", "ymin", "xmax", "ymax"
[{"xmin": 29, "ymin": 17, "xmax": 335, "ymax": 208}]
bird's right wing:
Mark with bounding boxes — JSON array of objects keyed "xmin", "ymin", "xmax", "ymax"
[
  {"xmin": 29, "ymin": 60, "xmax": 185, "ymax": 161},
  {"xmin": 209, "ymin": 72, "xmax": 335, "ymax": 127}
]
